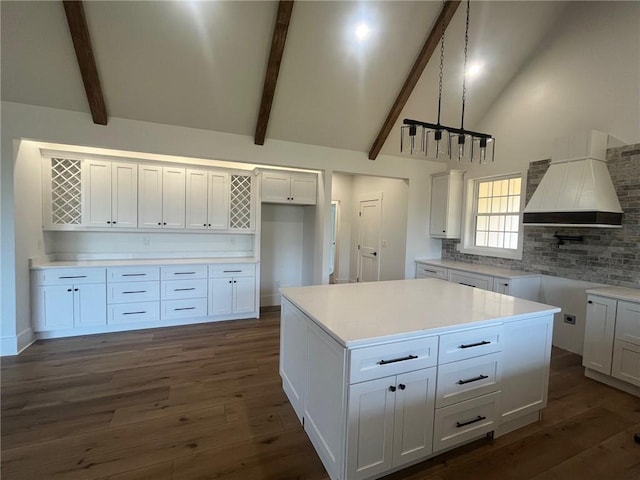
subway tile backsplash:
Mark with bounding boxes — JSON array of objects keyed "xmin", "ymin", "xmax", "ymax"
[{"xmin": 442, "ymin": 143, "xmax": 640, "ymax": 288}]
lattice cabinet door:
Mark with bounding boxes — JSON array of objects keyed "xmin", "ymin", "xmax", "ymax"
[
  {"xmin": 43, "ymin": 157, "xmax": 83, "ymax": 229},
  {"xmin": 229, "ymin": 173, "xmax": 255, "ymax": 231}
]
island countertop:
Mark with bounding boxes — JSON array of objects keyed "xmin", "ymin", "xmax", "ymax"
[{"xmin": 280, "ymin": 279, "xmax": 560, "ymax": 347}]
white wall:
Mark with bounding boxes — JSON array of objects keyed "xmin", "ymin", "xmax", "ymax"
[
  {"xmin": 1, "ymin": 102, "xmax": 444, "ymax": 354},
  {"xmin": 260, "ymin": 204, "xmax": 304, "ymax": 306},
  {"xmin": 349, "ymin": 175, "xmax": 410, "ymax": 282},
  {"xmin": 331, "ymin": 173, "xmax": 354, "ymax": 283}
]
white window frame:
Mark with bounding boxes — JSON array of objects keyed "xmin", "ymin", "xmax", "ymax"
[{"xmin": 459, "ymin": 172, "xmax": 525, "ymax": 260}]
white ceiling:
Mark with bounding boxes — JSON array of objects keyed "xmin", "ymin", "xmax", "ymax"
[{"xmin": 1, "ymin": 1, "xmax": 568, "ymax": 158}]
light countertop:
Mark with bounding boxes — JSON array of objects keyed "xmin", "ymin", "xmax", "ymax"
[
  {"xmin": 586, "ymin": 286, "xmax": 640, "ymax": 303},
  {"xmin": 415, "ymin": 259, "xmax": 540, "ymax": 279},
  {"xmin": 281, "ymin": 279, "xmax": 560, "ymax": 347},
  {"xmin": 30, "ymin": 256, "xmax": 258, "ymax": 270}
]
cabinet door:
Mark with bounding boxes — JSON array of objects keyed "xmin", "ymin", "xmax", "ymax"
[
  {"xmin": 261, "ymin": 172, "xmax": 291, "ymax": 203},
  {"xmin": 208, "ymin": 171, "xmax": 229, "ymax": 229},
  {"xmin": 583, "ymin": 296, "xmax": 617, "ymax": 374},
  {"xmin": 493, "ymin": 278, "xmax": 510, "ymax": 295},
  {"xmin": 392, "ymin": 367, "xmax": 436, "ymax": 467},
  {"xmin": 614, "ymin": 301, "xmax": 640, "ymax": 346},
  {"xmin": 35, "ymin": 285, "xmax": 74, "ymax": 331},
  {"xmin": 347, "ymin": 376, "xmax": 396, "ymax": 480},
  {"xmin": 290, "ymin": 173, "xmax": 317, "ymax": 205},
  {"xmin": 448, "ymin": 271, "xmax": 493, "ymax": 291},
  {"xmin": 162, "ymin": 167, "xmax": 185, "ymax": 228},
  {"xmin": 429, "ymin": 174, "xmax": 448, "ymax": 237},
  {"xmin": 138, "ymin": 165, "xmax": 163, "ymax": 228},
  {"xmin": 185, "ymin": 169, "xmax": 209, "ymax": 229},
  {"xmin": 279, "ymin": 300, "xmax": 308, "ymax": 423},
  {"xmin": 209, "ymin": 277, "xmax": 233, "ymax": 315},
  {"xmin": 612, "ymin": 340, "xmax": 640, "ymax": 387},
  {"xmin": 500, "ymin": 315, "xmax": 552, "ymax": 424},
  {"xmin": 75, "ymin": 284, "xmax": 107, "ymax": 327},
  {"xmin": 82, "ymin": 159, "xmax": 112, "ymax": 227},
  {"xmin": 111, "ymin": 162, "xmax": 138, "ymax": 228},
  {"xmin": 233, "ymin": 276, "xmax": 256, "ymax": 314}
]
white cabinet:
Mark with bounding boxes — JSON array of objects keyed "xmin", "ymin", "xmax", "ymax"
[
  {"xmin": 138, "ymin": 165, "xmax": 186, "ymax": 229},
  {"xmin": 429, "ymin": 170, "xmax": 463, "ymax": 239},
  {"xmin": 83, "ymin": 160, "xmax": 138, "ymax": 228},
  {"xmin": 280, "ymin": 300, "xmax": 309, "ymax": 423},
  {"xmin": 185, "ymin": 169, "xmax": 229, "ymax": 230},
  {"xmin": 208, "ymin": 264, "xmax": 256, "ymax": 316},
  {"xmin": 347, "ymin": 368, "xmax": 436, "ymax": 479},
  {"xmin": 160, "ymin": 265, "xmax": 208, "ymax": 320},
  {"xmin": 448, "ymin": 270, "xmax": 493, "ymax": 290},
  {"xmin": 261, "ymin": 171, "xmax": 317, "ymax": 205},
  {"xmin": 106, "ymin": 266, "xmax": 160, "ymax": 325},
  {"xmin": 492, "ymin": 276, "xmax": 541, "ymax": 302},
  {"xmin": 583, "ymin": 295, "xmax": 617, "ymax": 374},
  {"xmin": 32, "ymin": 268, "xmax": 106, "ymax": 331}
]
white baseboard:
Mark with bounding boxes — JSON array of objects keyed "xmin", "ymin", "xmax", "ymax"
[
  {"xmin": 260, "ymin": 293, "xmax": 281, "ymax": 307},
  {"xmin": 17, "ymin": 327, "xmax": 35, "ymax": 354},
  {"xmin": 0, "ymin": 327, "xmax": 35, "ymax": 356}
]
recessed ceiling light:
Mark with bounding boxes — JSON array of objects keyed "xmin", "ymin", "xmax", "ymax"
[
  {"xmin": 465, "ymin": 61, "xmax": 484, "ymax": 79},
  {"xmin": 355, "ymin": 23, "xmax": 370, "ymax": 41}
]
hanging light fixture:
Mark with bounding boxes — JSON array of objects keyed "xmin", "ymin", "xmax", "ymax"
[{"xmin": 401, "ymin": 0, "xmax": 494, "ymax": 163}]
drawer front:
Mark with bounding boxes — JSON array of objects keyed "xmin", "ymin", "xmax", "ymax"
[
  {"xmin": 436, "ymin": 352, "xmax": 502, "ymax": 408},
  {"xmin": 416, "ymin": 263, "xmax": 448, "ymax": 280},
  {"xmin": 615, "ymin": 301, "xmax": 640, "ymax": 346},
  {"xmin": 433, "ymin": 391, "xmax": 500, "ymax": 453},
  {"xmin": 107, "ymin": 267, "xmax": 160, "ymax": 283},
  {"xmin": 448, "ymin": 271, "xmax": 493, "ymax": 291},
  {"xmin": 161, "ymin": 265, "xmax": 208, "ymax": 280},
  {"xmin": 161, "ymin": 298, "xmax": 208, "ymax": 320},
  {"xmin": 161, "ymin": 279, "xmax": 208, "ymax": 300},
  {"xmin": 108, "ymin": 281, "xmax": 160, "ymax": 303},
  {"xmin": 108, "ymin": 301, "xmax": 160, "ymax": 325},
  {"xmin": 209, "ymin": 263, "xmax": 256, "ymax": 278},
  {"xmin": 349, "ymin": 336, "xmax": 438, "ymax": 384},
  {"xmin": 612, "ymin": 340, "xmax": 640, "ymax": 387},
  {"xmin": 438, "ymin": 325, "xmax": 502, "ymax": 364},
  {"xmin": 35, "ymin": 268, "xmax": 106, "ymax": 286}
]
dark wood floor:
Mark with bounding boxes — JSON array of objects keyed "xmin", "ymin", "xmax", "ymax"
[{"xmin": 2, "ymin": 312, "xmax": 639, "ymax": 480}]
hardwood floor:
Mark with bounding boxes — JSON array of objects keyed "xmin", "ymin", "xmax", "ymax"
[{"xmin": 2, "ymin": 312, "xmax": 639, "ymax": 479}]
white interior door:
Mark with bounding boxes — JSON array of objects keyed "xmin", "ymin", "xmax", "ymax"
[
  {"xmin": 329, "ymin": 202, "xmax": 339, "ymax": 277},
  {"xmin": 357, "ymin": 194, "xmax": 381, "ymax": 283}
]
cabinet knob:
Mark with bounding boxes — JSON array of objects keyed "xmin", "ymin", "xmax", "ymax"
[
  {"xmin": 67, "ymin": 288, "xmax": 72, "ymax": 292},
  {"xmin": 398, "ymin": 384, "xmax": 406, "ymax": 390},
  {"xmin": 588, "ymin": 300, "xmax": 593, "ymax": 304},
  {"xmin": 203, "ymin": 224, "xmax": 207, "ymax": 227},
  {"xmin": 113, "ymin": 221, "xmax": 116, "ymax": 224},
  {"xmin": 229, "ymin": 281, "xmax": 232, "ymax": 284},
  {"xmin": 163, "ymin": 222, "xmax": 167, "ymax": 226},
  {"xmin": 442, "ymin": 230, "xmax": 446, "ymax": 233},
  {"xmin": 158, "ymin": 222, "xmax": 162, "ymax": 225},
  {"xmin": 208, "ymin": 224, "xmax": 211, "ymax": 227},
  {"xmin": 107, "ymin": 221, "xmax": 111, "ymax": 224},
  {"xmin": 74, "ymin": 288, "xmax": 79, "ymax": 292},
  {"xmin": 389, "ymin": 386, "xmax": 396, "ymax": 392}
]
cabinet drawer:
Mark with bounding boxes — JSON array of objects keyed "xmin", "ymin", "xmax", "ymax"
[
  {"xmin": 161, "ymin": 298, "xmax": 208, "ymax": 320},
  {"xmin": 433, "ymin": 391, "xmax": 500, "ymax": 453},
  {"xmin": 349, "ymin": 336, "xmax": 438, "ymax": 384},
  {"xmin": 614, "ymin": 301, "xmax": 640, "ymax": 346},
  {"xmin": 34, "ymin": 268, "xmax": 106, "ymax": 286},
  {"xmin": 448, "ymin": 271, "xmax": 493, "ymax": 290},
  {"xmin": 612, "ymin": 340, "xmax": 640, "ymax": 387},
  {"xmin": 161, "ymin": 279, "xmax": 208, "ymax": 300},
  {"xmin": 108, "ymin": 301, "xmax": 160, "ymax": 324},
  {"xmin": 436, "ymin": 352, "xmax": 502, "ymax": 408},
  {"xmin": 416, "ymin": 264, "xmax": 448, "ymax": 280},
  {"xmin": 107, "ymin": 267, "xmax": 160, "ymax": 282},
  {"xmin": 209, "ymin": 263, "xmax": 256, "ymax": 278},
  {"xmin": 108, "ymin": 281, "xmax": 160, "ymax": 303},
  {"xmin": 438, "ymin": 325, "xmax": 502, "ymax": 364},
  {"xmin": 161, "ymin": 265, "xmax": 207, "ymax": 280}
]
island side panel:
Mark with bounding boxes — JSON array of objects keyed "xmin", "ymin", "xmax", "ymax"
[
  {"xmin": 498, "ymin": 313, "xmax": 554, "ymax": 436},
  {"xmin": 280, "ymin": 298, "xmax": 308, "ymax": 423}
]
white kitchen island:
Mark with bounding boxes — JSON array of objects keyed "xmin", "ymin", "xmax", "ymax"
[{"xmin": 280, "ymin": 279, "xmax": 560, "ymax": 480}]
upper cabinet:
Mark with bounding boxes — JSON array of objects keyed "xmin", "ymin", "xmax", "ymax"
[
  {"xmin": 261, "ymin": 171, "xmax": 317, "ymax": 205},
  {"xmin": 185, "ymin": 169, "xmax": 229, "ymax": 230},
  {"xmin": 229, "ymin": 172, "xmax": 256, "ymax": 231},
  {"xmin": 429, "ymin": 170, "xmax": 463, "ymax": 239},
  {"xmin": 138, "ymin": 165, "xmax": 186, "ymax": 229},
  {"xmin": 83, "ymin": 160, "xmax": 138, "ymax": 228}
]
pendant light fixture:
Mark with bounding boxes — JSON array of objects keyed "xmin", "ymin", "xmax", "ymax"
[{"xmin": 401, "ymin": 0, "xmax": 494, "ymax": 163}]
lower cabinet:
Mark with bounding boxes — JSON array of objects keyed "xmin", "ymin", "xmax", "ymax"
[
  {"xmin": 347, "ymin": 368, "xmax": 436, "ymax": 480},
  {"xmin": 208, "ymin": 264, "xmax": 256, "ymax": 316},
  {"xmin": 35, "ymin": 283, "xmax": 106, "ymax": 329},
  {"xmin": 583, "ymin": 295, "xmax": 617, "ymax": 374}
]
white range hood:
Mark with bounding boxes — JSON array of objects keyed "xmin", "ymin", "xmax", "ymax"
[{"xmin": 523, "ymin": 130, "xmax": 623, "ymax": 227}]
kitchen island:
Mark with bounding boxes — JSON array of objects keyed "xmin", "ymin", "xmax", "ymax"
[{"xmin": 280, "ymin": 279, "xmax": 560, "ymax": 480}]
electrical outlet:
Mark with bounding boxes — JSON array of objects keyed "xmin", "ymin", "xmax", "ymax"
[{"xmin": 564, "ymin": 314, "xmax": 576, "ymax": 325}]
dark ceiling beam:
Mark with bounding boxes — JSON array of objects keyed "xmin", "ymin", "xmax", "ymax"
[
  {"xmin": 254, "ymin": 1, "xmax": 294, "ymax": 146},
  {"xmin": 62, "ymin": 0, "xmax": 108, "ymax": 125},
  {"xmin": 368, "ymin": 0, "xmax": 461, "ymax": 160}
]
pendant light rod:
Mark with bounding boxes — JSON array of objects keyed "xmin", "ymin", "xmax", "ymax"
[
  {"xmin": 459, "ymin": 0, "xmax": 470, "ymax": 132},
  {"xmin": 402, "ymin": 119, "xmax": 491, "ymax": 139}
]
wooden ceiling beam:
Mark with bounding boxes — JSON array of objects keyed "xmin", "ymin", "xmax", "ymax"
[
  {"xmin": 62, "ymin": 0, "xmax": 108, "ymax": 125},
  {"xmin": 255, "ymin": 1, "xmax": 294, "ymax": 146},
  {"xmin": 368, "ymin": 0, "xmax": 461, "ymax": 160}
]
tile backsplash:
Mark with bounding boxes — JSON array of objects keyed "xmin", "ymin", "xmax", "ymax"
[{"xmin": 442, "ymin": 143, "xmax": 640, "ymax": 288}]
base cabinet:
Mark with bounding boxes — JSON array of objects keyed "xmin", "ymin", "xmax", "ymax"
[
  {"xmin": 35, "ymin": 283, "xmax": 106, "ymax": 330},
  {"xmin": 347, "ymin": 368, "xmax": 436, "ymax": 480}
]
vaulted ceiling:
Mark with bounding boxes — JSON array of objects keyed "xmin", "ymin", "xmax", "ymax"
[{"xmin": 1, "ymin": 1, "xmax": 568, "ymax": 159}]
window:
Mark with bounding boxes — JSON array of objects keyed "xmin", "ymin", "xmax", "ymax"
[{"xmin": 460, "ymin": 174, "xmax": 523, "ymax": 260}]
